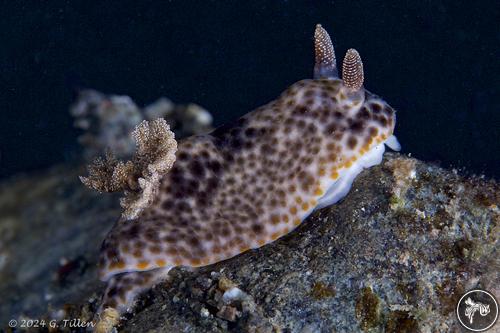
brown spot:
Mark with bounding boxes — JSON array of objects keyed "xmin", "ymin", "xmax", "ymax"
[
  {"xmin": 145, "ymin": 230, "xmax": 159, "ymax": 242},
  {"xmin": 294, "ymin": 105, "xmax": 308, "ymax": 116},
  {"xmin": 123, "ymin": 224, "xmax": 141, "ymax": 240},
  {"xmin": 347, "ymin": 136, "xmax": 358, "ymax": 149},
  {"xmin": 325, "ymin": 123, "xmax": 338, "ymax": 134},
  {"xmin": 357, "ymin": 107, "xmax": 371, "ymax": 120},
  {"xmin": 378, "ymin": 116, "xmax": 388, "ymax": 126},
  {"xmin": 162, "ymin": 200, "xmax": 174, "ymax": 210},
  {"xmin": 304, "ymin": 89, "xmax": 315, "ymax": 98},
  {"xmin": 271, "ymin": 214, "xmax": 280, "ymax": 225},
  {"xmin": 269, "ymin": 198, "xmax": 278, "ymax": 207},
  {"xmin": 166, "ymin": 247, "xmax": 178, "ymax": 256},
  {"xmin": 177, "ymin": 151, "xmax": 189, "ymax": 161},
  {"xmin": 163, "ymin": 235, "xmax": 176, "ymax": 243},
  {"xmin": 150, "ymin": 245, "xmax": 162, "ymax": 254},
  {"xmin": 221, "ymin": 227, "xmax": 231, "ymax": 237},
  {"xmin": 368, "ymin": 127, "xmax": 378, "ymax": 137},
  {"xmin": 121, "ymin": 244, "xmax": 130, "ymax": 254},
  {"xmin": 372, "ymin": 103, "xmax": 382, "ymax": 113},
  {"xmin": 349, "ymin": 121, "xmax": 364, "ymax": 133},
  {"xmin": 189, "ymin": 159, "xmax": 205, "ymax": 177},
  {"xmin": 251, "ymin": 223, "xmax": 264, "ymax": 234},
  {"xmin": 134, "ymin": 241, "xmax": 146, "ymax": 249},
  {"xmin": 188, "ymin": 237, "xmax": 200, "ymax": 246}
]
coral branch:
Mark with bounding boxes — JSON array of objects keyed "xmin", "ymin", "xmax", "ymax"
[{"xmin": 80, "ymin": 118, "xmax": 177, "ymax": 220}]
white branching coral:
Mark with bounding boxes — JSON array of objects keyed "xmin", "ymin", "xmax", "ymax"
[{"xmin": 80, "ymin": 118, "xmax": 177, "ymax": 220}]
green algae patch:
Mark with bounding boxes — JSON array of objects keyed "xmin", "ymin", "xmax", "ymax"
[
  {"xmin": 355, "ymin": 287, "xmax": 381, "ymax": 331},
  {"xmin": 309, "ymin": 282, "xmax": 335, "ymax": 300},
  {"xmin": 385, "ymin": 310, "xmax": 418, "ymax": 333}
]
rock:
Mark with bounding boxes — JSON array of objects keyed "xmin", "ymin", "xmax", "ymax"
[
  {"xmin": 0, "ymin": 153, "xmax": 498, "ymax": 332},
  {"xmin": 70, "ymin": 90, "xmax": 213, "ymax": 161}
]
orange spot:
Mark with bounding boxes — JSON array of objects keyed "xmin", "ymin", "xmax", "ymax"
[
  {"xmin": 190, "ymin": 258, "xmax": 201, "ymax": 266},
  {"xmin": 271, "ymin": 214, "xmax": 280, "ymax": 225},
  {"xmin": 331, "ymin": 170, "xmax": 339, "ymax": 179},
  {"xmin": 290, "ymin": 206, "xmax": 298, "ymax": 214},
  {"xmin": 271, "ymin": 232, "xmax": 281, "ymax": 240},
  {"xmin": 174, "ymin": 258, "xmax": 182, "ymax": 265},
  {"xmin": 319, "ymin": 168, "xmax": 326, "ymax": 176},
  {"xmin": 302, "ymin": 202, "xmax": 309, "ymax": 211},
  {"xmin": 156, "ymin": 259, "xmax": 166, "ymax": 267},
  {"xmin": 239, "ymin": 246, "xmax": 250, "ymax": 252},
  {"xmin": 314, "ymin": 188, "xmax": 323, "ymax": 196},
  {"xmin": 283, "ymin": 227, "xmax": 290, "ymax": 234},
  {"xmin": 295, "ymin": 196, "xmax": 303, "ymax": 204},
  {"xmin": 381, "ymin": 133, "xmax": 388, "ymax": 140},
  {"xmin": 310, "ymin": 199, "xmax": 317, "ymax": 206},
  {"xmin": 136, "ymin": 261, "xmax": 149, "ymax": 270},
  {"xmin": 282, "ymin": 214, "xmax": 289, "ymax": 223},
  {"xmin": 344, "ymin": 160, "xmax": 353, "ymax": 168},
  {"xmin": 294, "ymin": 218, "xmax": 301, "ymax": 226},
  {"xmin": 258, "ymin": 239, "xmax": 266, "ymax": 246}
]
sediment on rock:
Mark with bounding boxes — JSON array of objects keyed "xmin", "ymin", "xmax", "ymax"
[{"xmin": 0, "ymin": 153, "xmax": 498, "ymax": 332}]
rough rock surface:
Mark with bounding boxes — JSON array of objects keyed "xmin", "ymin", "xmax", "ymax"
[{"xmin": 0, "ymin": 153, "xmax": 498, "ymax": 332}]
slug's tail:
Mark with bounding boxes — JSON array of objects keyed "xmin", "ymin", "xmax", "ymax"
[{"xmin": 97, "ymin": 266, "xmax": 172, "ymax": 317}]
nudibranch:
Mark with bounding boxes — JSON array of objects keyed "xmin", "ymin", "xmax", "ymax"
[{"xmin": 88, "ymin": 25, "xmax": 401, "ymax": 316}]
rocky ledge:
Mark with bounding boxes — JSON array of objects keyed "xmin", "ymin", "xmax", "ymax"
[{"xmin": 0, "ymin": 153, "xmax": 498, "ymax": 332}]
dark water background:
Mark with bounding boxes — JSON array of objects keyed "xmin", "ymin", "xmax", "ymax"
[{"xmin": 0, "ymin": 1, "xmax": 498, "ymax": 179}]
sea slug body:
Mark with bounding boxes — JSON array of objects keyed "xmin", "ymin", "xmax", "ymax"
[{"xmin": 86, "ymin": 24, "xmax": 401, "ymax": 317}]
